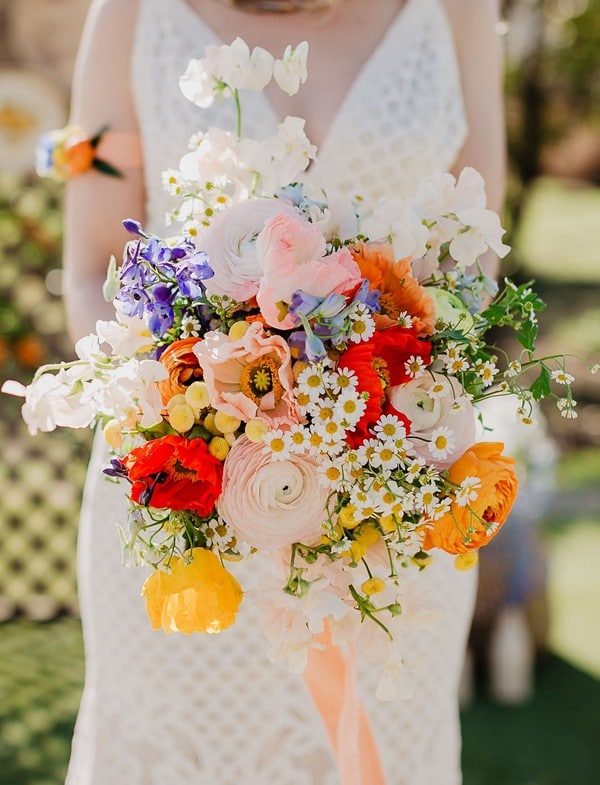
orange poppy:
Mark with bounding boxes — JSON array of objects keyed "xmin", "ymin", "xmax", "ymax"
[{"xmin": 351, "ymin": 241, "xmax": 435, "ymax": 337}]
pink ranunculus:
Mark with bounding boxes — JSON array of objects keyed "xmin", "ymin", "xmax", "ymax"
[
  {"xmin": 388, "ymin": 373, "xmax": 476, "ymax": 469},
  {"xmin": 193, "ymin": 321, "xmax": 298, "ymax": 426},
  {"xmin": 201, "ymin": 199, "xmax": 299, "ymax": 302},
  {"xmin": 217, "ymin": 436, "xmax": 328, "ymax": 550},
  {"xmin": 255, "ymin": 212, "xmax": 363, "ymax": 329}
]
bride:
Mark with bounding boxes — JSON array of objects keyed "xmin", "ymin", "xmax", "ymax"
[{"xmin": 63, "ymin": 1, "xmax": 505, "ymax": 783}]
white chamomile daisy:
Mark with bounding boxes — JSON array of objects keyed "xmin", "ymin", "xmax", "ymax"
[
  {"xmin": 334, "ymin": 392, "xmax": 366, "ymax": 429},
  {"xmin": 551, "ymin": 369, "xmax": 575, "ymax": 385},
  {"xmin": 445, "ymin": 356, "xmax": 470, "ymax": 374},
  {"xmin": 557, "ymin": 398, "xmax": 578, "ymax": 419},
  {"xmin": 287, "ymin": 424, "xmax": 310, "ymax": 453},
  {"xmin": 349, "ymin": 487, "xmax": 379, "ymax": 519},
  {"xmin": 348, "ymin": 304, "xmax": 376, "ymax": 343},
  {"xmin": 329, "ymin": 367, "xmax": 358, "ymax": 394},
  {"xmin": 404, "ymin": 355, "xmax": 427, "ymax": 379},
  {"xmin": 475, "ymin": 360, "xmax": 497, "ymax": 388},
  {"xmin": 297, "ymin": 366, "xmax": 327, "ymax": 402},
  {"xmin": 162, "ymin": 169, "xmax": 184, "ymax": 196},
  {"xmin": 180, "ymin": 314, "xmax": 202, "ymax": 338},
  {"xmin": 430, "ymin": 498, "xmax": 452, "ymax": 520},
  {"xmin": 427, "ymin": 426, "xmax": 456, "ymax": 461},
  {"xmin": 505, "ymin": 360, "xmax": 522, "ymax": 378},
  {"xmin": 262, "ymin": 429, "xmax": 291, "ymax": 460},
  {"xmin": 455, "ymin": 476, "xmax": 482, "ymax": 507},
  {"xmin": 369, "ymin": 441, "xmax": 401, "ymax": 470},
  {"xmin": 374, "ymin": 414, "xmax": 407, "ymax": 441},
  {"xmin": 317, "ymin": 458, "xmax": 346, "ymax": 490},
  {"xmin": 357, "ymin": 438, "xmax": 379, "ymax": 466},
  {"xmin": 406, "ymin": 457, "xmax": 427, "ymax": 482},
  {"xmin": 396, "ymin": 311, "xmax": 413, "ymax": 328},
  {"xmin": 183, "ymin": 221, "xmax": 202, "ymax": 242},
  {"xmin": 416, "ymin": 484, "xmax": 440, "ymax": 514}
]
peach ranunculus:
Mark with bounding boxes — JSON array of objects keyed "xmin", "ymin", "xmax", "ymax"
[
  {"xmin": 193, "ymin": 321, "xmax": 298, "ymax": 426},
  {"xmin": 421, "ymin": 442, "xmax": 518, "ymax": 554},
  {"xmin": 142, "ymin": 548, "xmax": 242, "ymax": 634},
  {"xmin": 218, "ymin": 435, "xmax": 329, "ymax": 550},
  {"xmin": 388, "ymin": 373, "xmax": 476, "ymax": 469},
  {"xmin": 256, "ymin": 212, "xmax": 362, "ymax": 329},
  {"xmin": 350, "ymin": 241, "xmax": 435, "ymax": 337},
  {"xmin": 201, "ymin": 199, "xmax": 299, "ymax": 302},
  {"xmin": 157, "ymin": 337, "xmax": 203, "ymax": 405}
]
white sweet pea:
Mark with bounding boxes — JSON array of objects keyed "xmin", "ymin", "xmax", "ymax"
[
  {"xmin": 273, "ymin": 41, "xmax": 309, "ymax": 96},
  {"xmin": 449, "ymin": 207, "xmax": 510, "ymax": 268},
  {"xmin": 7, "ymin": 370, "xmax": 96, "ymax": 435},
  {"xmin": 96, "ymin": 312, "xmax": 153, "ymax": 357},
  {"xmin": 260, "ymin": 117, "xmax": 317, "ymax": 191},
  {"xmin": 180, "ymin": 38, "xmax": 274, "ymax": 108},
  {"xmin": 360, "ymin": 196, "xmax": 428, "ymax": 260}
]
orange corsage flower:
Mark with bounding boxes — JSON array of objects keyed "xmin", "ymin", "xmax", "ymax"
[
  {"xmin": 157, "ymin": 337, "xmax": 203, "ymax": 404},
  {"xmin": 421, "ymin": 442, "xmax": 518, "ymax": 554},
  {"xmin": 142, "ymin": 548, "xmax": 242, "ymax": 634},
  {"xmin": 36, "ymin": 125, "xmax": 122, "ymax": 182},
  {"xmin": 351, "ymin": 241, "xmax": 436, "ymax": 337}
]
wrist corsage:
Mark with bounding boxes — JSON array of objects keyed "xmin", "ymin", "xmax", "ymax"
[{"xmin": 35, "ymin": 125, "xmax": 122, "ymax": 182}]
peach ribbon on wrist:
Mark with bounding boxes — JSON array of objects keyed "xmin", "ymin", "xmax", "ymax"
[{"xmin": 303, "ymin": 625, "xmax": 387, "ymax": 785}]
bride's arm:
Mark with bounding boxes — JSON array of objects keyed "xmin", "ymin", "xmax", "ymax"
[
  {"xmin": 63, "ymin": 0, "xmax": 145, "ymax": 343},
  {"xmin": 442, "ymin": 0, "xmax": 506, "ymax": 279}
]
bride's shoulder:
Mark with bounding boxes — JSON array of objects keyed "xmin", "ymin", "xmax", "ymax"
[
  {"xmin": 440, "ymin": 0, "xmax": 501, "ymax": 38},
  {"xmin": 83, "ymin": 0, "xmax": 140, "ymax": 35}
]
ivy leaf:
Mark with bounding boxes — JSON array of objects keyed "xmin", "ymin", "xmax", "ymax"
[
  {"xmin": 516, "ymin": 320, "xmax": 537, "ymax": 351},
  {"xmin": 530, "ymin": 366, "xmax": 552, "ymax": 401}
]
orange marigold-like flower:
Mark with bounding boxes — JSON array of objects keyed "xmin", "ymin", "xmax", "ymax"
[
  {"xmin": 421, "ymin": 442, "xmax": 518, "ymax": 554},
  {"xmin": 157, "ymin": 337, "xmax": 203, "ymax": 405},
  {"xmin": 351, "ymin": 241, "xmax": 436, "ymax": 336},
  {"xmin": 142, "ymin": 548, "xmax": 242, "ymax": 634}
]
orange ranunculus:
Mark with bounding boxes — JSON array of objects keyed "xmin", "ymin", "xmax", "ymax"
[
  {"xmin": 157, "ymin": 337, "xmax": 203, "ymax": 404},
  {"xmin": 142, "ymin": 548, "xmax": 243, "ymax": 634},
  {"xmin": 421, "ymin": 442, "xmax": 518, "ymax": 554},
  {"xmin": 351, "ymin": 241, "xmax": 436, "ymax": 337},
  {"xmin": 63, "ymin": 139, "xmax": 95, "ymax": 176}
]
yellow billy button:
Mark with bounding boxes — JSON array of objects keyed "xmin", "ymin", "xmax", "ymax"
[
  {"xmin": 361, "ymin": 577, "xmax": 386, "ymax": 596},
  {"xmin": 166, "ymin": 393, "xmax": 188, "ymax": 412},
  {"xmin": 354, "ymin": 523, "xmax": 380, "ymax": 547},
  {"xmin": 169, "ymin": 403, "xmax": 195, "ymax": 433},
  {"xmin": 454, "ymin": 551, "xmax": 479, "ymax": 571},
  {"xmin": 208, "ymin": 436, "xmax": 230, "ymax": 461},
  {"xmin": 245, "ymin": 419, "xmax": 269, "ymax": 443},
  {"xmin": 214, "ymin": 411, "xmax": 241, "ymax": 434},
  {"xmin": 185, "ymin": 381, "xmax": 211, "ymax": 411},
  {"xmin": 103, "ymin": 418, "xmax": 123, "ymax": 449},
  {"xmin": 203, "ymin": 412, "xmax": 222, "ymax": 436},
  {"xmin": 338, "ymin": 504, "xmax": 362, "ymax": 530}
]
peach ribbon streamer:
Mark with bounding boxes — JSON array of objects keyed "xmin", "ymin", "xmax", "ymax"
[
  {"xmin": 303, "ymin": 626, "xmax": 387, "ymax": 785},
  {"xmin": 96, "ymin": 131, "xmax": 143, "ymax": 170}
]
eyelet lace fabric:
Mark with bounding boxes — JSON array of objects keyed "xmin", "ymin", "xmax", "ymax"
[{"xmin": 66, "ymin": 1, "xmax": 475, "ymax": 783}]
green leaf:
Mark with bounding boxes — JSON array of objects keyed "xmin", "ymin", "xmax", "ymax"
[
  {"xmin": 530, "ymin": 366, "xmax": 552, "ymax": 401},
  {"xmin": 93, "ymin": 159, "xmax": 123, "ymax": 178},
  {"xmin": 516, "ymin": 319, "xmax": 537, "ymax": 351}
]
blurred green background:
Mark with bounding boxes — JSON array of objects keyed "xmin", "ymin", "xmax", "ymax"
[{"xmin": 1, "ymin": 0, "xmax": 599, "ymax": 784}]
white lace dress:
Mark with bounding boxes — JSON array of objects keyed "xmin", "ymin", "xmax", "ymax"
[{"xmin": 66, "ymin": 1, "xmax": 476, "ymax": 783}]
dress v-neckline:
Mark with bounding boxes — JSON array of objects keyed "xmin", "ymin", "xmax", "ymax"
[{"xmin": 171, "ymin": 0, "xmax": 420, "ymax": 154}]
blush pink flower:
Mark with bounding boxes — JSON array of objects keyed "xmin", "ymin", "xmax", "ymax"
[
  {"xmin": 193, "ymin": 321, "xmax": 298, "ymax": 426},
  {"xmin": 256, "ymin": 213, "xmax": 362, "ymax": 329},
  {"xmin": 218, "ymin": 436, "xmax": 328, "ymax": 550}
]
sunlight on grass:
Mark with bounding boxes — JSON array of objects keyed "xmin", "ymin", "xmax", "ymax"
[
  {"xmin": 547, "ymin": 519, "xmax": 600, "ymax": 679},
  {"xmin": 516, "ymin": 178, "xmax": 600, "ymax": 283}
]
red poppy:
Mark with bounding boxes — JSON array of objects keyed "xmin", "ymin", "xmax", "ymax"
[
  {"xmin": 339, "ymin": 327, "xmax": 431, "ymax": 445},
  {"xmin": 122, "ymin": 435, "xmax": 222, "ymax": 516}
]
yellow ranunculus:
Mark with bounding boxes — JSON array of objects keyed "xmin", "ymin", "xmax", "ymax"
[{"xmin": 142, "ymin": 548, "xmax": 242, "ymax": 634}]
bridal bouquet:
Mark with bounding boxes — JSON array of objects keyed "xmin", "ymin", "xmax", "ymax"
[{"xmin": 4, "ymin": 38, "xmax": 591, "ymax": 684}]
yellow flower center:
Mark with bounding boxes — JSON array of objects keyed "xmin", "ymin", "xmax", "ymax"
[{"xmin": 240, "ymin": 356, "xmax": 283, "ymax": 407}]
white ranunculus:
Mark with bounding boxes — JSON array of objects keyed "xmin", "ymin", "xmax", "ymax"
[
  {"xmin": 200, "ymin": 198, "xmax": 298, "ymax": 302},
  {"xmin": 389, "ymin": 373, "xmax": 476, "ymax": 469},
  {"xmin": 273, "ymin": 41, "xmax": 309, "ymax": 96}
]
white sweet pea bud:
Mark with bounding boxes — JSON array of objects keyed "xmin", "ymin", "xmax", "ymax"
[
  {"xmin": 273, "ymin": 41, "xmax": 309, "ymax": 96},
  {"xmin": 219, "ymin": 37, "xmax": 274, "ymax": 92}
]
